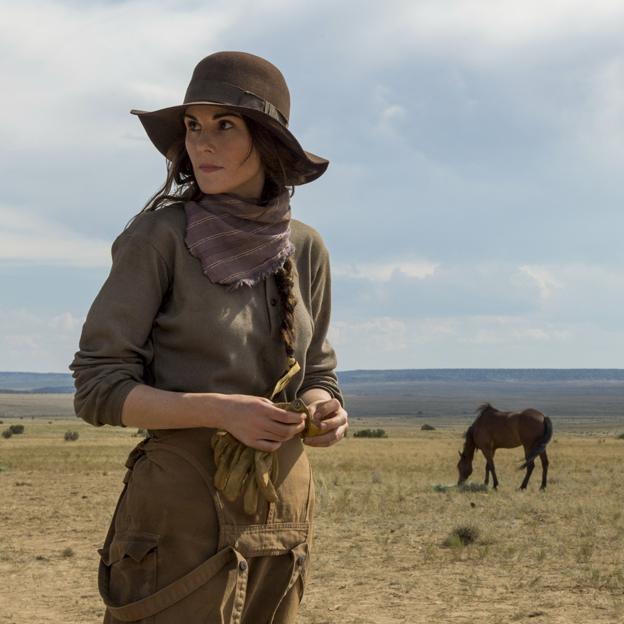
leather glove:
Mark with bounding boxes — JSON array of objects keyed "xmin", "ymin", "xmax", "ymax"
[
  {"xmin": 211, "ymin": 431, "xmax": 279, "ymax": 515},
  {"xmin": 211, "ymin": 398, "xmax": 322, "ymax": 515}
]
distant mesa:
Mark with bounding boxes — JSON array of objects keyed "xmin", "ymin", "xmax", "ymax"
[
  {"xmin": 0, "ymin": 372, "xmax": 74, "ymax": 394},
  {"xmin": 1, "ymin": 368, "xmax": 623, "ymax": 395}
]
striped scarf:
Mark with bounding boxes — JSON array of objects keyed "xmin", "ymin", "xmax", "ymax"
[{"xmin": 184, "ymin": 190, "xmax": 294, "ymax": 290}]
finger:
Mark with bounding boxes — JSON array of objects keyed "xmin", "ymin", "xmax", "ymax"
[
  {"xmin": 314, "ymin": 399, "xmax": 342, "ymax": 420},
  {"xmin": 269, "ymin": 407, "xmax": 308, "ymax": 425},
  {"xmin": 252, "ymin": 439, "xmax": 282, "ymax": 453},
  {"xmin": 303, "ymin": 424, "xmax": 348, "ymax": 447},
  {"xmin": 263, "ymin": 419, "xmax": 306, "ymax": 440},
  {"xmin": 316, "ymin": 411, "xmax": 348, "ymax": 432}
]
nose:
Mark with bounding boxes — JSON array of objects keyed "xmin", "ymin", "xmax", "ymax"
[{"xmin": 195, "ymin": 129, "xmax": 217, "ymax": 153}]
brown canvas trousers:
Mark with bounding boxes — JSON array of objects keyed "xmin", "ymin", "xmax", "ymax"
[{"xmin": 98, "ymin": 428, "xmax": 314, "ymax": 623}]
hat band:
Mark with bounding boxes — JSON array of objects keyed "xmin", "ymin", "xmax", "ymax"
[{"xmin": 183, "ymin": 80, "xmax": 288, "ymax": 127}]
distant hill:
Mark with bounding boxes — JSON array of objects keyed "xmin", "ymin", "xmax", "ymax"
[
  {"xmin": 338, "ymin": 369, "xmax": 624, "ymax": 384},
  {"xmin": 0, "ymin": 372, "xmax": 75, "ymax": 393},
  {"xmin": 1, "ymin": 369, "xmax": 622, "ymax": 394}
]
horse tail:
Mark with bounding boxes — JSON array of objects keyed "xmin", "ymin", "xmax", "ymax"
[{"xmin": 520, "ymin": 416, "xmax": 553, "ymax": 469}]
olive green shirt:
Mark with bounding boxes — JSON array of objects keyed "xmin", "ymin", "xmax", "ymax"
[{"xmin": 70, "ymin": 203, "xmax": 343, "ymax": 427}]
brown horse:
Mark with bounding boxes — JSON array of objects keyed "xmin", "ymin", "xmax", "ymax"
[{"xmin": 457, "ymin": 403, "xmax": 553, "ymax": 490}]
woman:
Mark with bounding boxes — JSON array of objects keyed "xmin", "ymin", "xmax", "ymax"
[{"xmin": 70, "ymin": 51, "xmax": 348, "ymax": 623}]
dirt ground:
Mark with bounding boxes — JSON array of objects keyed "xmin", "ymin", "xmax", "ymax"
[{"xmin": 1, "ymin": 414, "xmax": 623, "ymax": 623}]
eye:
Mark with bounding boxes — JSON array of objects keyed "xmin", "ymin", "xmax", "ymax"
[
  {"xmin": 185, "ymin": 119, "xmax": 200, "ymax": 132},
  {"xmin": 218, "ymin": 118, "xmax": 234, "ymax": 130}
]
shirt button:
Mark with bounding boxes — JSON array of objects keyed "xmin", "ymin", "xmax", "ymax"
[
  {"xmin": 270, "ymin": 298, "xmax": 278, "ymax": 306},
  {"xmin": 239, "ymin": 560, "xmax": 248, "ymax": 572}
]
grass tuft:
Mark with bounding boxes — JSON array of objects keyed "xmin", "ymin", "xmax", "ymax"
[
  {"xmin": 459, "ymin": 482, "xmax": 489, "ymax": 493},
  {"xmin": 443, "ymin": 525, "xmax": 481, "ymax": 548}
]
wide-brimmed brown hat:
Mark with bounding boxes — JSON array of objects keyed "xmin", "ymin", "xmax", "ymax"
[{"xmin": 131, "ymin": 51, "xmax": 328, "ymax": 185}]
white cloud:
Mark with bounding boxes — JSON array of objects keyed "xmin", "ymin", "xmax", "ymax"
[
  {"xmin": 346, "ymin": 0, "xmax": 624, "ymax": 67},
  {"xmin": 331, "ymin": 313, "xmax": 621, "ymax": 369},
  {"xmin": 330, "ymin": 317, "xmax": 408, "ymax": 352},
  {"xmin": 460, "ymin": 319, "xmax": 570, "ymax": 345},
  {"xmin": 333, "ymin": 260, "xmax": 438, "ymax": 281},
  {"xmin": 1, "ymin": 0, "xmax": 623, "ymax": 371},
  {"xmin": 517, "ymin": 265, "xmax": 563, "ymax": 300},
  {"xmin": 0, "ymin": 204, "xmax": 110, "ymax": 266},
  {"xmin": 332, "ymin": 261, "xmax": 624, "ymax": 329},
  {"xmin": 0, "ymin": 308, "xmax": 84, "ymax": 372},
  {"xmin": 50, "ymin": 312, "xmax": 83, "ymax": 332},
  {"xmin": 372, "ymin": 85, "xmax": 408, "ymax": 138},
  {"xmin": 573, "ymin": 57, "xmax": 624, "ymax": 169},
  {"xmin": 0, "ymin": 1, "xmax": 236, "ymax": 150}
]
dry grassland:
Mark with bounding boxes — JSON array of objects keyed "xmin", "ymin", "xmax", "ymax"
[{"xmin": 1, "ymin": 407, "xmax": 623, "ymax": 623}]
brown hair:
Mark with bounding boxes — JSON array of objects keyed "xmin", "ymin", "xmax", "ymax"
[{"xmin": 135, "ymin": 115, "xmax": 300, "ymax": 374}]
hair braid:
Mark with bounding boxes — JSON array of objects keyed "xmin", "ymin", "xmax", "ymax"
[{"xmin": 274, "ymin": 257, "xmax": 297, "ymax": 363}]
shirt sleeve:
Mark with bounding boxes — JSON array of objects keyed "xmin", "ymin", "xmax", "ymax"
[
  {"xmin": 69, "ymin": 231, "xmax": 171, "ymax": 427},
  {"xmin": 298, "ymin": 239, "xmax": 345, "ymax": 407}
]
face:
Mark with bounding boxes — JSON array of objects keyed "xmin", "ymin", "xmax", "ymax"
[
  {"xmin": 184, "ymin": 104, "xmax": 265, "ymax": 200},
  {"xmin": 456, "ymin": 452, "xmax": 473, "ymax": 485}
]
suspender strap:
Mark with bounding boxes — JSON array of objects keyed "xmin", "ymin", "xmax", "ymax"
[{"xmin": 99, "ymin": 546, "xmax": 247, "ymax": 622}]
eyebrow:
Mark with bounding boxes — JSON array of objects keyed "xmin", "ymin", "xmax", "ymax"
[{"xmin": 183, "ymin": 111, "xmax": 241, "ymax": 121}]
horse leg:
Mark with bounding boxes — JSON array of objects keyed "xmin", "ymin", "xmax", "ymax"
[
  {"xmin": 490, "ymin": 457, "xmax": 499, "ymax": 490},
  {"xmin": 539, "ymin": 451, "xmax": 549, "ymax": 490},
  {"xmin": 520, "ymin": 445, "xmax": 534, "ymax": 489},
  {"xmin": 482, "ymin": 449, "xmax": 498, "ymax": 489},
  {"xmin": 484, "ymin": 462, "xmax": 490, "ymax": 486}
]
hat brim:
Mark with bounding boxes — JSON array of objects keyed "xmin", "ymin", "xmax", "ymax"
[{"xmin": 131, "ymin": 103, "xmax": 328, "ymax": 185}]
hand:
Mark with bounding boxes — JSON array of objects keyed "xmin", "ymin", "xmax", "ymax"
[
  {"xmin": 302, "ymin": 398, "xmax": 349, "ymax": 447},
  {"xmin": 217, "ymin": 394, "xmax": 306, "ymax": 452}
]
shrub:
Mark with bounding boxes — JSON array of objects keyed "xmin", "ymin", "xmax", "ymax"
[
  {"xmin": 62, "ymin": 547, "xmax": 75, "ymax": 558},
  {"xmin": 9, "ymin": 424, "xmax": 24, "ymax": 434},
  {"xmin": 353, "ymin": 428, "xmax": 387, "ymax": 438},
  {"xmin": 443, "ymin": 525, "xmax": 480, "ymax": 547},
  {"xmin": 459, "ymin": 482, "xmax": 488, "ymax": 492},
  {"xmin": 2, "ymin": 429, "xmax": 12, "ymax": 439},
  {"xmin": 421, "ymin": 424, "xmax": 435, "ymax": 431},
  {"xmin": 64, "ymin": 431, "xmax": 79, "ymax": 442},
  {"xmin": 617, "ymin": 433, "xmax": 624, "ymax": 440}
]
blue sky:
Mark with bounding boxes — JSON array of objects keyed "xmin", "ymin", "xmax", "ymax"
[{"xmin": 1, "ymin": 0, "xmax": 624, "ymax": 372}]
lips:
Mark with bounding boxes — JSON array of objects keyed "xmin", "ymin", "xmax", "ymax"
[{"xmin": 198, "ymin": 164, "xmax": 223, "ymax": 172}]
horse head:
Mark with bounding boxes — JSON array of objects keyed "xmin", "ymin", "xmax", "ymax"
[{"xmin": 456, "ymin": 450, "xmax": 473, "ymax": 485}]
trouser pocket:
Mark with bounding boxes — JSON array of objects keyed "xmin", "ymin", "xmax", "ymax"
[
  {"xmin": 99, "ymin": 532, "xmax": 159, "ymax": 623},
  {"xmin": 100, "ymin": 539, "xmax": 249, "ymax": 624}
]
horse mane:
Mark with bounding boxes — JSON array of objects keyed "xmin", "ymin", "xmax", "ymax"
[
  {"xmin": 475, "ymin": 402, "xmax": 496, "ymax": 417},
  {"xmin": 461, "ymin": 425, "xmax": 476, "ymax": 458}
]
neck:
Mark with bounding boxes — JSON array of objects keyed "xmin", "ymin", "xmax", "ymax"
[{"xmin": 462, "ymin": 428, "xmax": 476, "ymax": 460}]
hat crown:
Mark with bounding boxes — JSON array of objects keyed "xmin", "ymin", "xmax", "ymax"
[{"xmin": 184, "ymin": 51, "xmax": 291, "ymax": 123}]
